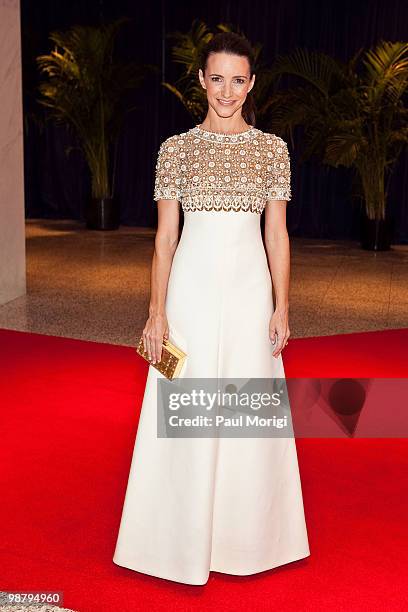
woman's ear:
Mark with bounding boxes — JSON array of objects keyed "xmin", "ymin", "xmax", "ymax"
[
  {"xmin": 248, "ymin": 73, "xmax": 256, "ymax": 94},
  {"xmin": 198, "ymin": 68, "xmax": 206, "ymax": 90}
]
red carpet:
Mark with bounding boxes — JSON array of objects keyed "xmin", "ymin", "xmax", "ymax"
[{"xmin": 0, "ymin": 327, "xmax": 407, "ymax": 611}]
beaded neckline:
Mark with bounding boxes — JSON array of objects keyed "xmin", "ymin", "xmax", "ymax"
[{"xmin": 191, "ymin": 124, "xmax": 257, "ymax": 144}]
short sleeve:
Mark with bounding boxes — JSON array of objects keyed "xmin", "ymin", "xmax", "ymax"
[
  {"xmin": 153, "ymin": 135, "xmax": 182, "ymax": 202},
  {"xmin": 265, "ymin": 136, "xmax": 292, "ymax": 202}
]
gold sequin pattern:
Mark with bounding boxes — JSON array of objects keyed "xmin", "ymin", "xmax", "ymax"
[{"xmin": 153, "ymin": 125, "xmax": 292, "ymax": 213}]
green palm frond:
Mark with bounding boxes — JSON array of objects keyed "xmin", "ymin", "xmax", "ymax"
[
  {"xmin": 363, "ymin": 40, "xmax": 408, "ymax": 105},
  {"xmin": 325, "ymin": 126, "xmax": 366, "ymax": 166},
  {"xmin": 270, "ymin": 47, "xmax": 349, "ymax": 97}
]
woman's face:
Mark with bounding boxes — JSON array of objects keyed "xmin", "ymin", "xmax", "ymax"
[{"xmin": 198, "ymin": 52, "xmax": 255, "ymax": 120}]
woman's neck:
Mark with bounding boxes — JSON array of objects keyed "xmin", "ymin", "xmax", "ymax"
[{"xmin": 199, "ymin": 116, "xmax": 250, "ymax": 135}]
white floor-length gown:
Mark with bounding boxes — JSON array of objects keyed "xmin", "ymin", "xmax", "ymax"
[{"xmin": 113, "ymin": 124, "xmax": 310, "ymax": 585}]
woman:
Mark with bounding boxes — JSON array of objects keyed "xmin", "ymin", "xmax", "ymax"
[{"xmin": 113, "ymin": 32, "xmax": 310, "ymax": 585}]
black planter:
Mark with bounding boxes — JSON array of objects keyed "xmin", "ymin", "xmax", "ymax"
[
  {"xmin": 360, "ymin": 208, "xmax": 393, "ymax": 251},
  {"xmin": 86, "ymin": 197, "xmax": 120, "ymax": 230}
]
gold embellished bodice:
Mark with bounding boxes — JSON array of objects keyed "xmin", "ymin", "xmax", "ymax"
[{"xmin": 153, "ymin": 124, "xmax": 292, "ymax": 214}]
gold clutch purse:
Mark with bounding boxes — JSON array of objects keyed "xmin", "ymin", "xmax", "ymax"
[{"xmin": 136, "ymin": 335, "xmax": 187, "ymax": 380}]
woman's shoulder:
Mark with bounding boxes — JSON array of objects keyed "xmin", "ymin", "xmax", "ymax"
[
  {"xmin": 256, "ymin": 128, "xmax": 288, "ymax": 146},
  {"xmin": 158, "ymin": 130, "xmax": 191, "ymax": 151},
  {"xmin": 255, "ymin": 130, "xmax": 291, "ymax": 162}
]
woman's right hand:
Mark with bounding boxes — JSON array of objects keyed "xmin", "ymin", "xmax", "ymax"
[{"xmin": 142, "ymin": 313, "xmax": 169, "ymax": 364}]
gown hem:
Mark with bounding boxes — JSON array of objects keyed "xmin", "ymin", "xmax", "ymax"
[{"xmin": 112, "ymin": 547, "xmax": 311, "ymax": 586}]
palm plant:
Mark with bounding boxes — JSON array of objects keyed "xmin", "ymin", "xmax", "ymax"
[
  {"xmin": 161, "ymin": 19, "xmax": 277, "ymax": 125},
  {"xmin": 265, "ymin": 40, "xmax": 408, "ymax": 224},
  {"xmin": 36, "ymin": 18, "xmax": 155, "ymax": 208}
]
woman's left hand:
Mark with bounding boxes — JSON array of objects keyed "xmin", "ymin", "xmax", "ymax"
[{"xmin": 269, "ymin": 307, "xmax": 290, "ymax": 358}]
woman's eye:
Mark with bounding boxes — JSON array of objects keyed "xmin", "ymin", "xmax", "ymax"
[{"xmin": 210, "ymin": 77, "xmax": 246, "ymax": 84}]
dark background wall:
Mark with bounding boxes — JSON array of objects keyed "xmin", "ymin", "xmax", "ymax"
[{"xmin": 21, "ymin": 0, "xmax": 408, "ymax": 242}]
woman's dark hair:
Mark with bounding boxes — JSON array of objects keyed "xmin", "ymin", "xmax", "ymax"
[{"xmin": 199, "ymin": 32, "xmax": 256, "ymax": 127}]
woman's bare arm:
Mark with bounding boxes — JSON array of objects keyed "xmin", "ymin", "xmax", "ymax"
[
  {"xmin": 143, "ymin": 200, "xmax": 180, "ymax": 364},
  {"xmin": 263, "ymin": 200, "xmax": 291, "ymax": 357}
]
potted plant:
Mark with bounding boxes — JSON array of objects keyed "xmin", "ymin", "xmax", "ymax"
[
  {"xmin": 265, "ymin": 40, "xmax": 408, "ymax": 250},
  {"xmin": 36, "ymin": 18, "xmax": 155, "ymax": 230}
]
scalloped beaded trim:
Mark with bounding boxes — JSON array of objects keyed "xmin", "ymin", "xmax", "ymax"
[
  {"xmin": 154, "ymin": 187, "xmax": 182, "ymax": 201},
  {"xmin": 190, "ymin": 125, "xmax": 257, "ymax": 144},
  {"xmin": 182, "ymin": 193, "xmax": 266, "ymax": 214},
  {"xmin": 153, "ymin": 189, "xmax": 292, "ymax": 213}
]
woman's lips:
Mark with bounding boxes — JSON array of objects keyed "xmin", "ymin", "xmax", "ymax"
[{"xmin": 218, "ymin": 99, "xmax": 235, "ymax": 106}]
